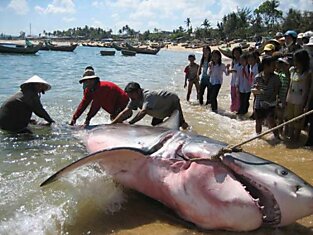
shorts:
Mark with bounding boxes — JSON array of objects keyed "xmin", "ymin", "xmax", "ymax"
[{"xmin": 254, "ymin": 107, "xmax": 275, "ymax": 120}]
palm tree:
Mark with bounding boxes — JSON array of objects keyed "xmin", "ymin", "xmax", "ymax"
[
  {"xmin": 254, "ymin": 0, "xmax": 282, "ymax": 30},
  {"xmin": 185, "ymin": 18, "xmax": 191, "ymax": 30},
  {"xmin": 201, "ymin": 19, "xmax": 210, "ymax": 29}
]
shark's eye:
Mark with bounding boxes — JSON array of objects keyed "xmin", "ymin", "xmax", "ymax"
[{"xmin": 276, "ymin": 168, "xmax": 289, "ymax": 176}]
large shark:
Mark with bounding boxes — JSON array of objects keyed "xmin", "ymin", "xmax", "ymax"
[{"xmin": 41, "ymin": 123, "xmax": 313, "ymax": 231}]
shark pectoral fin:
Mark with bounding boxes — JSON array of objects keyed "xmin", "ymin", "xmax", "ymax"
[{"xmin": 40, "ymin": 147, "xmax": 148, "ymax": 187}]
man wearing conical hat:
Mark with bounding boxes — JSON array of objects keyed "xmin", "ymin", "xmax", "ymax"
[
  {"xmin": 69, "ymin": 67, "xmax": 129, "ymax": 126},
  {"xmin": 0, "ymin": 75, "xmax": 54, "ymax": 133}
]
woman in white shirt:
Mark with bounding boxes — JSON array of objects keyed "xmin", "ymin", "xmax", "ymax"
[
  {"xmin": 229, "ymin": 46, "xmax": 242, "ymax": 112},
  {"xmin": 208, "ymin": 50, "xmax": 230, "ymax": 112},
  {"xmin": 236, "ymin": 54, "xmax": 252, "ymax": 115}
]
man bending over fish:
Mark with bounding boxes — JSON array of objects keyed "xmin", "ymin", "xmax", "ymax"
[
  {"xmin": 70, "ymin": 67, "xmax": 129, "ymax": 126},
  {"xmin": 0, "ymin": 75, "xmax": 54, "ymax": 133},
  {"xmin": 111, "ymin": 82, "xmax": 189, "ymax": 129}
]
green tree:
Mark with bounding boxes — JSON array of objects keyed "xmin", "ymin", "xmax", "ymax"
[
  {"xmin": 282, "ymin": 9, "xmax": 313, "ymax": 33},
  {"xmin": 185, "ymin": 18, "xmax": 191, "ymax": 31},
  {"xmin": 282, "ymin": 9, "xmax": 302, "ymax": 32},
  {"xmin": 254, "ymin": 0, "xmax": 283, "ymax": 30}
]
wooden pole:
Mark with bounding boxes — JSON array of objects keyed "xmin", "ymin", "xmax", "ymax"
[{"xmin": 190, "ymin": 109, "xmax": 313, "ymax": 162}]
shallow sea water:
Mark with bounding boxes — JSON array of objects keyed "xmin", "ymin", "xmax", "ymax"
[{"xmin": 0, "ymin": 46, "xmax": 312, "ymax": 235}]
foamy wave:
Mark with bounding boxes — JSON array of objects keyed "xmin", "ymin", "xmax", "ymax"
[
  {"xmin": 0, "ymin": 202, "xmax": 70, "ymax": 235},
  {"xmin": 62, "ymin": 165, "xmax": 126, "ymax": 214},
  {"xmin": 0, "ymin": 165, "xmax": 126, "ymax": 235}
]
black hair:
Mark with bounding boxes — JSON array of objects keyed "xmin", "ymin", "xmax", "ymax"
[
  {"xmin": 272, "ymin": 51, "xmax": 283, "ymax": 61},
  {"xmin": 85, "ymin": 66, "xmax": 94, "ymax": 71},
  {"xmin": 200, "ymin": 45, "xmax": 212, "ymax": 67},
  {"xmin": 211, "ymin": 50, "xmax": 222, "ymax": 65},
  {"xmin": 231, "ymin": 46, "xmax": 243, "ymax": 67},
  {"xmin": 247, "ymin": 51, "xmax": 258, "ymax": 60},
  {"xmin": 293, "ymin": 49, "xmax": 310, "ymax": 73},
  {"xmin": 259, "ymin": 56, "xmax": 275, "ymax": 72},
  {"xmin": 232, "ymin": 46, "xmax": 243, "ymax": 59},
  {"xmin": 240, "ymin": 53, "xmax": 248, "ymax": 60},
  {"xmin": 124, "ymin": 82, "xmax": 141, "ymax": 93}
]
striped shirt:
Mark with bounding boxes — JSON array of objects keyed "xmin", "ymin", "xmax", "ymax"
[{"xmin": 253, "ymin": 72, "xmax": 281, "ymax": 109}]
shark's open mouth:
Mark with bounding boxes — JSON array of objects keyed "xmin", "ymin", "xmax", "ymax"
[{"xmin": 234, "ymin": 173, "xmax": 281, "ymax": 226}]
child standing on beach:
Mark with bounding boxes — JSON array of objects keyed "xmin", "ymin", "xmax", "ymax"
[
  {"xmin": 184, "ymin": 54, "xmax": 200, "ymax": 102},
  {"xmin": 198, "ymin": 45, "xmax": 212, "ymax": 105},
  {"xmin": 285, "ymin": 49, "xmax": 310, "ymax": 141},
  {"xmin": 208, "ymin": 50, "xmax": 230, "ymax": 112},
  {"xmin": 228, "ymin": 46, "xmax": 242, "ymax": 112},
  {"xmin": 252, "ymin": 56, "xmax": 281, "ymax": 139},
  {"xmin": 236, "ymin": 54, "xmax": 252, "ymax": 115},
  {"xmin": 275, "ymin": 57, "xmax": 290, "ymax": 135}
]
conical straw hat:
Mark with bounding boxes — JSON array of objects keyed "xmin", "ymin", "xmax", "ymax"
[{"xmin": 20, "ymin": 75, "xmax": 51, "ymax": 91}]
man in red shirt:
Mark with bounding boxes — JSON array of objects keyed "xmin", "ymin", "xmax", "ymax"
[{"xmin": 69, "ymin": 69, "xmax": 129, "ymax": 126}]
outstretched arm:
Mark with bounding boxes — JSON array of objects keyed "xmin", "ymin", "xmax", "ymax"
[
  {"xmin": 111, "ymin": 108, "xmax": 133, "ymax": 124},
  {"xmin": 128, "ymin": 109, "xmax": 147, "ymax": 125},
  {"xmin": 70, "ymin": 90, "xmax": 92, "ymax": 125}
]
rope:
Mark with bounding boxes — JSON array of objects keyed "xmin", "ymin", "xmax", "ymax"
[{"xmin": 190, "ymin": 109, "xmax": 313, "ymax": 162}]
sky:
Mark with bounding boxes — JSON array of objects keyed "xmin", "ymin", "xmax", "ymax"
[{"xmin": 0, "ymin": 0, "xmax": 312, "ymax": 36}]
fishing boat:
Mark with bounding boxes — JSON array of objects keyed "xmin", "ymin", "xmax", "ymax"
[
  {"xmin": 121, "ymin": 49, "xmax": 136, "ymax": 56},
  {"xmin": 100, "ymin": 50, "xmax": 115, "ymax": 56},
  {"xmin": 112, "ymin": 43, "xmax": 127, "ymax": 51},
  {"xmin": 46, "ymin": 44, "xmax": 78, "ymax": 52},
  {"xmin": 125, "ymin": 43, "xmax": 160, "ymax": 55},
  {"xmin": 0, "ymin": 43, "xmax": 41, "ymax": 54},
  {"xmin": 40, "ymin": 41, "xmax": 78, "ymax": 52}
]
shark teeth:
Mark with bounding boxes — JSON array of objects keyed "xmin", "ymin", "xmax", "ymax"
[{"xmin": 238, "ymin": 175, "xmax": 281, "ymax": 226}]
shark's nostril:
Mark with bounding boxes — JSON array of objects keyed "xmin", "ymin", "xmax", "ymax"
[{"xmin": 295, "ymin": 185, "xmax": 301, "ymax": 191}]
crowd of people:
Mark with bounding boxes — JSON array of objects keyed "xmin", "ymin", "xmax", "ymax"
[
  {"xmin": 0, "ymin": 29, "xmax": 312, "ymax": 147},
  {"xmin": 183, "ymin": 30, "xmax": 313, "ymax": 146}
]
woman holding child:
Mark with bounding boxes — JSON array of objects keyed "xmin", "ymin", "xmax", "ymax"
[{"xmin": 252, "ymin": 56, "xmax": 281, "ymax": 139}]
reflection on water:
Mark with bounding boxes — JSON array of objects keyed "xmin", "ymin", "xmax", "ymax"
[{"xmin": 0, "ymin": 47, "xmax": 312, "ymax": 234}]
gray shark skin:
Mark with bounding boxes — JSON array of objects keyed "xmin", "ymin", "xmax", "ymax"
[{"xmin": 41, "ymin": 124, "xmax": 313, "ymax": 231}]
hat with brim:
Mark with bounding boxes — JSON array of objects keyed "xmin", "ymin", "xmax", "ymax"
[
  {"xmin": 79, "ymin": 69, "xmax": 99, "ymax": 84},
  {"xmin": 20, "ymin": 75, "xmax": 51, "ymax": 91},
  {"xmin": 297, "ymin": 33, "xmax": 304, "ymax": 39},
  {"xmin": 277, "ymin": 57, "xmax": 289, "ymax": 65},
  {"xmin": 264, "ymin": 43, "xmax": 275, "ymax": 51},
  {"xmin": 306, "ymin": 36, "xmax": 313, "ymax": 46},
  {"xmin": 284, "ymin": 30, "xmax": 297, "ymax": 38}
]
